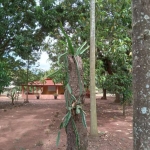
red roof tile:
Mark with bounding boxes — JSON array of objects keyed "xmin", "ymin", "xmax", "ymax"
[{"xmin": 22, "ymin": 78, "xmax": 63, "ymax": 86}]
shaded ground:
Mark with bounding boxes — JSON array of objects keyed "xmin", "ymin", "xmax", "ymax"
[{"xmin": 0, "ymin": 95, "xmax": 133, "ymax": 150}]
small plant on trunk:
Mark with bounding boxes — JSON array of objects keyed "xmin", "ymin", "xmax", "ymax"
[{"xmin": 51, "ymin": 24, "xmax": 89, "ymax": 150}]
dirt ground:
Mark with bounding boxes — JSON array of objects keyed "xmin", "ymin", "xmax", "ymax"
[{"xmin": 0, "ymin": 95, "xmax": 133, "ymax": 150}]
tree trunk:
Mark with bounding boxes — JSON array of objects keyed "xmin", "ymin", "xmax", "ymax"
[
  {"xmin": 90, "ymin": 0, "xmax": 98, "ymax": 136},
  {"xmin": 114, "ymin": 93, "xmax": 120, "ymax": 103},
  {"xmin": 101, "ymin": 89, "xmax": 107, "ymax": 100},
  {"xmin": 25, "ymin": 56, "xmax": 29, "ymax": 103},
  {"xmin": 123, "ymin": 103, "xmax": 125, "ymax": 116},
  {"xmin": 12, "ymin": 98, "xmax": 14, "ymax": 105},
  {"xmin": 66, "ymin": 56, "xmax": 88, "ymax": 150},
  {"xmin": 25, "ymin": 86, "xmax": 29, "ymax": 103},
  {"xmin": 132, "ymin": 0, "xmax": 150, "ymax": 149}
]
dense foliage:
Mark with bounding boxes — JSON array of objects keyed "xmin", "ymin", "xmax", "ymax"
[
  {"xmin": 0, "ymin": 0, "xmax": 45, "ymax": 87},
  {"xmin": 0, "ymin": 61, "xmax": 11, "ymax": 93},
  {"xmin": 95, "ymin": 0, "xmax": 132, "ymax": 101},
  {"xmin": 0, "ymin": 0, "xmax": 132, "ymax": 102},
  {"xmin": 40, "ymin": 0, "xmax": 132, "ymax": 102},
  {"xmin": 0, "ymin": 0, "xmax": 44, "ymax": 57}
]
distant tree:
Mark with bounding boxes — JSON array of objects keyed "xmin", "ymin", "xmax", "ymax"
[
  {"xmin": 95, "ymin": 60, "xmax": 106, "ymax": 99},
  {"xmin": 0, "ymin": 0, "xmax": 46, "ymax": 93},
  {"xmin": 0, "ymin": 61, "xmax": 11, "ymax": 94},
  {"xmin": 132, "ymin": 0, "xmax": 150, "ymax": 149},
  {"xmin": 20, "ymin": 51, "xmax": 41, "ymax": 102},
  {"xmin": 95, "ymin": 0, "xmax": 132, "ymax": 101},
  {"xmin": 4, "ymin": 58, "xmax": 44, "ymax": 90}
]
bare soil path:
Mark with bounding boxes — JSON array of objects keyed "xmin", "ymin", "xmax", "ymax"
[{"xmin": 0, "ymin": 95, "xmax": 133, "ymax": 150}]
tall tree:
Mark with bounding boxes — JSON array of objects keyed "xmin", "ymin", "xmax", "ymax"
[
  {"xmin": 0, "ymin": 61, "xmax": 11, "ymax": 94},
  {"xmin": 21, "ymin": 51, "xmax": 40, "ymax": 102},
  {"xmin": 132, "ymin": 0, "xmax": 150, "ymax": 149},
  {"xmin": 90, "ymin": 0, "xmax": 98, "ymax": 136},
  {"xmin": 95, "ymin": 0, "xmax": 132, "ymax": 101}
]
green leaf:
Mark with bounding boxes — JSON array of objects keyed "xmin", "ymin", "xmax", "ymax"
[
  {"xmin": 57, "ymin": 52, "xmax": 67, "ymax": 66},
  {"xmin": 68, "ymin": 107, "xmax": 72, "ymax": 111},
  {"xmin": 80, "ymin": 110, "xmax": 87, "ymax": 128},
  {"xmin": 56, "ymin": 131, "xmax": 60, "ymax": 146},
  {"xmin": 59, "ymin": 122, "xmax": 63, "ymax": 129},
  {"xmin": 75, "ymin": 41, "xmax": 89, "ymax": 56},
  {"xmin": 63, "ymin": 111, "xmax": 71, "ymax": 127},
  {"xmin": 66, "ymin": 83, "xmax": 72, "ymax": 94},
  {"xmin": 71, "ymin": 118, "xmax": 80, "ymax": 148},
  {"xmin": 71, "ymin": 94, "xmax": 76, "ymax": 101},
  {"xmin": 60, "ymin": 23, "xmax": 75, "ymax": 55},
  {"xmin": 79, "ymin": 45, "xmax": 89, "ymax": 55},
  {"xmin": 76, "ymin": 105, "xmax": 82, "ymax": 114},
  {"xmin": 76, "ymin": 107, "xmax": 80, "ymax": 114},
  {"xmin": 47, "ymin": 69, "xmax": 62, "ymax": 78}
]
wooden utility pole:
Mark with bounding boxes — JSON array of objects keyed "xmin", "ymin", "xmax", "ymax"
[{"xmin": 90, "ymin": 0, "xmax": 98, "ymax": 136}]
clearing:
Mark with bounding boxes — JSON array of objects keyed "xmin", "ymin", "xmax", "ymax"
[{"xmin": 0, "ymin": 95, "xmax": 133, "ymax": 150}]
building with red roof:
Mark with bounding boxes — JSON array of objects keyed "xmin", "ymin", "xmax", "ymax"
[{"xmin": 21, "ymin": 78, "xmax": 64, "ymax": 100}]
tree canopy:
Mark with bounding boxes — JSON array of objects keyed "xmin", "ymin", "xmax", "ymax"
[
  {"xmin": 0, "ymin": 0, "xmax": 44, "ymax": 57},
  {"xmin": 40, "ymin": 0, "xmax": 132, "ymax": 102},
  {"xmin": 0, "ymin": 61, "xmax": 11, "ymax": 93},
  {"xmin": 0, "ymin": 0, "xmax": 132, "ymax": 101},
  {"xmin": 0, "ymin": 0, "xmax": 46, "ymax": 88}
]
